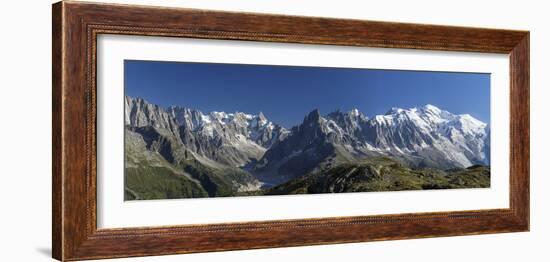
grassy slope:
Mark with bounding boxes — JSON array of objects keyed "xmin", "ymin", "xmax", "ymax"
[
  {"xmin": 125, "ymin": 128, "xmax": 260, "ymax": 200},
  {"xmin": 124, "ymin": 159, "xmax": 257, "ymax": 200},
  {"xmin": 125, "ymin": 129, "xmax": 209, "ymax": 200},
  {"xmin": 266, "ymin": 157, "xmax": 490, "ymax": 195},
  {"xmin": 125, "ymin": 166, "xmax": 208, "ymax": 200}
]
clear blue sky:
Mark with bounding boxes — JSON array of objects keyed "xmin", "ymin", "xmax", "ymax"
[{"xmin": 125, "ymin": 60, "xmax": 490, "ymax": 128}]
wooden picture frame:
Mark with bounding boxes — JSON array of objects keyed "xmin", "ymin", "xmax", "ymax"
[{"xmin": 52, "ymin": 1, "xmax": 529, "ymax": 261}]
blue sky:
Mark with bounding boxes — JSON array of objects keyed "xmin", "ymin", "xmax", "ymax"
[{"xmin": 125, "ymin": 60, "xmax": 490, "ymax": 128}]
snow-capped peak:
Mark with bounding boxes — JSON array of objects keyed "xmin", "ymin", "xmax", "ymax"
[
  {"xmin": 378, "ymin": 104, "xmax": 485, "ymax": 130},
  {"xmin": 458, "ymin": 114, "xmax": 486, "ymax": 126},
  {"xmin": 386, "ymin": 107, "xmax": 404, "ymax": 115},
  {"xmin": 443, "ymin": 114, "xmax": 487, "ymax": 137},
  {"xmin": 126, "ymin": 95, "xmax": 490, "ymax": 170},
  {"xmin": 422, "ymin": 104, "xmax": 441, "ymax": 113},
  {"xmin": 209, "ymin": 111, "xmax": 230, "ymax": 122}
]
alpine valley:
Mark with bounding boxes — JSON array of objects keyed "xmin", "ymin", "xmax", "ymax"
[{"xmin": 124, "ymin": 96, "xmax": 490, "ymax": 200}]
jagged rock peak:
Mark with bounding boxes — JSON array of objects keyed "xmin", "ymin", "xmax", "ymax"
[
  {"xmin": 385, "ymin": 107, "xmax": 404, "ymax": 115},
  {"xmin": 124, "ymin": 96, "xmax": 179, "ymax": 133},
  {"xmin": 305, "ymin": 109, "xmax": 322, "ymax": 122},
  {"xmin": 258, "ymin": 111, "xmax": 267, "ymax": 121},
  {"xmin": 326, "ymin": 108, "xmax": 367, "ymax": 118},
  {"xmin": 347, "ymin": 108, "xmax": 367, "ymax": 118},
  {"xmin": 385, "ymin": 104, "xmax": 443, "ymax": 115}
]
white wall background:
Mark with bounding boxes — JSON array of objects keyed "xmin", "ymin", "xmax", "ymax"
[{"xmin": 0, "ymin": 0, "xmax": 547, "ymax": 261}]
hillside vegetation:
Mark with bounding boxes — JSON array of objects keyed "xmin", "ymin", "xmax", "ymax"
[{"xmin": 266, "ymin": 157, "xmax": 490, "ymax": 195}]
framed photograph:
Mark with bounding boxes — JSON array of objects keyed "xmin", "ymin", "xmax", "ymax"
[{"xmin": 52, "ymin": 1, "xmax": 529, "ymax": 261}]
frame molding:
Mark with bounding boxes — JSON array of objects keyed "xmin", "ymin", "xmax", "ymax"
[{"xmin": 52, "ymin": 1, "xmax": 529, "ymax": 261}]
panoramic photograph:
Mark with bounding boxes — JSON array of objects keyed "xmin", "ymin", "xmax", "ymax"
[{"xmin": 123, "ymin": 60, "xmax": 491, "ymax": 201}]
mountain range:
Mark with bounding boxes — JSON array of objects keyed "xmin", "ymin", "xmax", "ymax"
[{"xmin": 124, "ymin": 96, "xmax": 490, "ymax": 200}]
